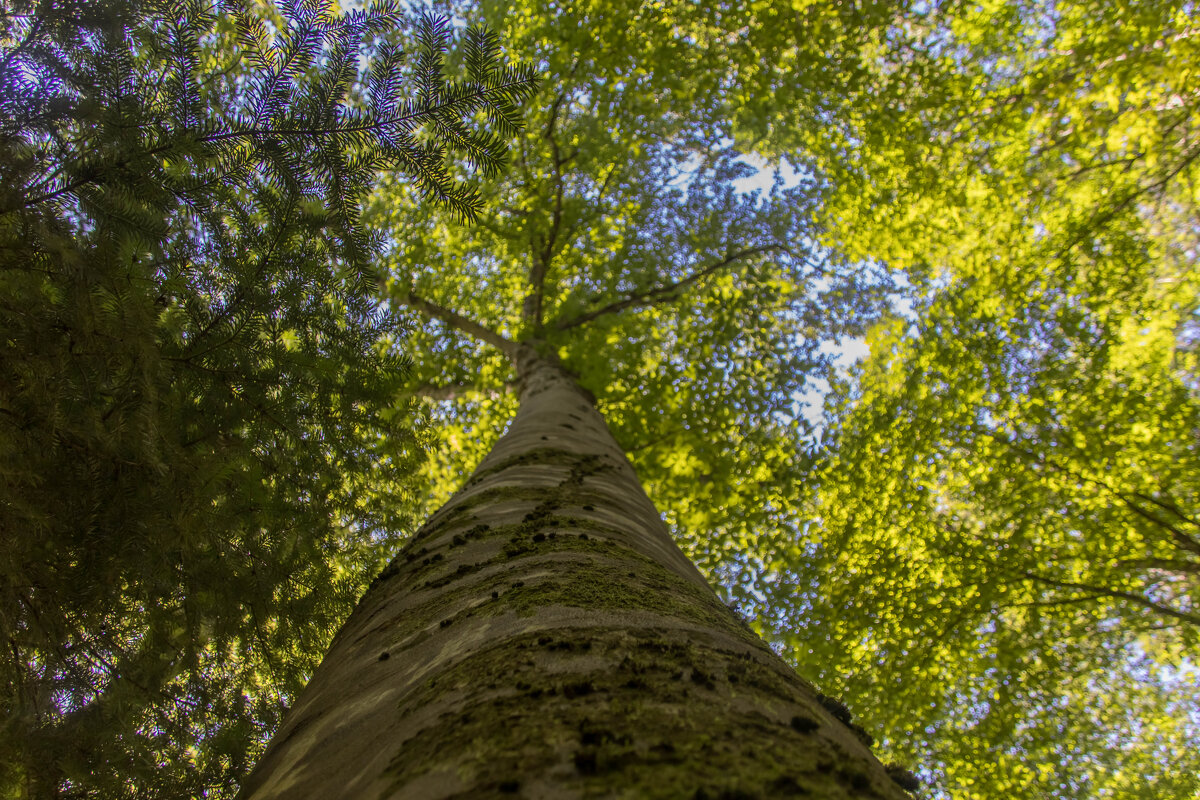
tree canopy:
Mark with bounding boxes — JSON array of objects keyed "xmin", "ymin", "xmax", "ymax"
[{"xmin": 3, "ymin": 0, "xmax": 1197, "ymax": 798}]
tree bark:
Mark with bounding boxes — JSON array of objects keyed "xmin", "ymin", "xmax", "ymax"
[{"xmin": 240, "ymin": 345, "xmax": 909, "ymax": 799}]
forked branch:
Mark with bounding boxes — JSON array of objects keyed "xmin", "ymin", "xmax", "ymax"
[
  {"xmin": 522, "ymin": 86, "xmax": 575, "ymax": 328},
  {"xmin": 1021, "ymin": 570, "xmax": 1200, "ymax": 626},
  {"xmin": 401, "ymin": 291, "xmax": 516, "ymax": 356},
  {"xmin": 411, "ymin": 380, "xmax": 518, "ymax": 401},
  {"xmin": 554, "ymin": 244, "xmax": 785, "ymax": 331}
]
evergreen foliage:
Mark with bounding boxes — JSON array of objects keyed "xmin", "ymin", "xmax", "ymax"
[{"xmin": 0, "ymin": 0, "xmax": 534, "ymax": 795}]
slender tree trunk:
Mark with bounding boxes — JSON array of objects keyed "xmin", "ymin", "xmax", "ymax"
[{"xmin": 241, "ymin": 345, "xmax": 909, "ymax": 799}]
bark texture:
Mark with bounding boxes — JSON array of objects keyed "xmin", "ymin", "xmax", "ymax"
[{"xmin": 241, "ymin": 346, "xmax": 910, "ymax": 799}]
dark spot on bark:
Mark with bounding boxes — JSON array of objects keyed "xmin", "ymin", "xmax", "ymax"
[
  {"xmin": 650, "ymin": 741, "xmax": 676, "ymax": 756},
  {"xmin": 769, "ymin": 775, "xmax": 809, "ymax": 795},
  {"xmin": 838, "ymin": 768, "xmax": 871, "ymax": 791},
  {"xmin": 818, "ymin": 693, "xmax": 853, "ymax": 725},
  {"xmin": 816, "ymin": 760, "xmax": 833, "ymax": 773},
  {"xmin": 378, "ymin": 652, "xmax": 389, "ymax": 661},
  {"xmin": 548, "ymin": 532, "xmax": 557, "ymax": 538},
  {"xmin": 574, "ymin": 750, "xmax": 597, "ymax": 774},
  {"xmin": 582, "ymin": 504, "xmax": 594, "ymax": 511},
  {"xmin": 512, "ymin": 581, "xmax": 524, "ymax": 588},
  {"xmin": 578, "ymin": 533, "xmax": 589, "ymax": 540},
  {"xmin": 622, "ymin": 677, "xmax": 648, "ymax": 689},
  {"xmin": 439, "ymin": 619, "xmax": 453, "ymax": 628},
  {"xmin": 538, "ymin": 636, "xmax": 552, "ymax": 645},
  {"xmin": 627, "ymin": 571, "xmax": 636, "ymax": 578},
  {"xmin": 540, "ymin": 435, "xmax": 548, "ymax": 440},
  {"xmin": 498, "ymin": 779, "xmax": 520, "ymax": 792},
  {"xmin": 885, "ymin": 764, "xmax": 922, "ymax": 793},
  {"xmin": 790, "ymin": 715, "xmax": 818, "ymax": 734},
  {"xmin": 491, "ymin": 590, "xmax": 499, "ymax": 599},
  {"xmin": 562, "ymin": 423, "xmax": 575, "ymax": 429},
  {"xmin": 562, "ymin": 680, "xmax": 594, "ymax": 698},
  {"xmin": 532, "ymin": 532, "xmax": 546, "ymax": 543},
  {"xmin": 452, "ymin": 534, "xmax": 465, "ymax": 546}
]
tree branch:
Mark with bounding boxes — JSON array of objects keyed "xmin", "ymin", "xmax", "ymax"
[
  {"xmin": 410, "ymin": 380, "xmax": 518, "ymax": 401},
  {"xmin": 980, "ymin": 427, "xmax": 1200, "ymax": 558},
  {"xmin": 522, "ymin": 89, "xmax": 572, "ymax": 328},
  {"xmin": 1054, "ymin": 140, "xmax": 1200, "ymax": 263},
  {"xmin": 527, "ymin": 140, "xmax": 565, "ymax": 328},
  {"xmin": 400, "ymin": 290, "xmax": 515, "ymax": 355},
  {"xmin": 1020, "ymin": 570, "xmax": 1200, "ymax": 626},
  {"xmin": 554, "ymin": 244, "xmax": 784, "ymax": 331}
]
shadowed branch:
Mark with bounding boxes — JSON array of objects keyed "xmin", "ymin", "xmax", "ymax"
[
  {"xmin": 400, "ymin": 291, "xmax": 516, "ymax": 355},
  {"xmin": 554, "ymin": 244, "xmax": 785, "ymax": 331}
]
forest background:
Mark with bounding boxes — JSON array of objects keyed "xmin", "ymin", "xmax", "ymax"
[{"xmin": 1, "ymin": 0, "xmax": 1197, "ymax": 798}]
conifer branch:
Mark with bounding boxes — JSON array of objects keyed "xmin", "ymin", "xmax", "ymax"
[
  {"xmin": 0, "ymin": 4, "xmax": 535, "ymax": 792},
  {"xmin": 196, "ymin": 83, "xmax": 530, "ymax": 145}
]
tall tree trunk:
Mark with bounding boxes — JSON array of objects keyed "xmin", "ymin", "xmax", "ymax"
[{"xmin": 241, "ymin": 345, "xmax": 909, "ymax": 799}]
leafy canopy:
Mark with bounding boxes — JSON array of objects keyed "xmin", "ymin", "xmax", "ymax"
[{"xmin": 753, "ymin": 1, "xmax": 1200, "ymax": 797}]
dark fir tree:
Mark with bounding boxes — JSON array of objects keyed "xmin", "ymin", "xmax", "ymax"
[{"xmin": 0, "ymin": 0, "xmax": 535, "ymax": 795}]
